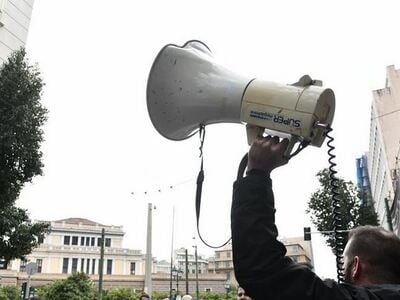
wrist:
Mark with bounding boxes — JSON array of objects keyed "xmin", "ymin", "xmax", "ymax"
[{"xmin": 246, "ymin": 168, "xmax": 270, "ymax": 177}]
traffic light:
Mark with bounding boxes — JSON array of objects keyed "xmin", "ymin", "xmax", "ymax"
[{"xmin": 304, "ymin": 227, "xmax": 311, "ymax": 241}]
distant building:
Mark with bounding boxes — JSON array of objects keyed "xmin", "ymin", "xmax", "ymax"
[
  {"xmin": 207, "ymin": 237, "xmax": 313, "ymax": 287},
  {"xmin": 367, "ymin": 65, "xmax": 400, "ymax": 234},
  {"xmin": 356, "ymin": 154, "xmax": 372, "ymax": 205},
  {"xmin": 207, "ymin": 244, "xmax": 234, "ymax": 285},
  {"xmin": 2, "ymin": 218, "xmax": 227, "ymax": 292},
  {"xmin": 10, "ymin": 218, "xmax": 147, "ymax": 276},
  {"xmin": 280, "ymin": 237, "xmax": 314, "ymax": 270},
  {"xmin": 0, "ymin": 0, "xmax": 35, "ymax": 63},
  {"xmin": 174, "ymin": 247, "xmax": 208, "ymax": 275}
]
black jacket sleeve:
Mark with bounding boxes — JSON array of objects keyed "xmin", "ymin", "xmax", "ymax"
[{"xmin": 231, "ymin": 173, "xmax": 355, "ymax": 300}]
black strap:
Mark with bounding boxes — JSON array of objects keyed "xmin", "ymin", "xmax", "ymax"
[{"xmin": 195, "ymin": 125, "xmax": 233, "ymax": 249}]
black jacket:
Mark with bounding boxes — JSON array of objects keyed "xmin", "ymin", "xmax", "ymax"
[{"xmin": 231, "ymin": 173, "xmax": 400, "ymax": 299}]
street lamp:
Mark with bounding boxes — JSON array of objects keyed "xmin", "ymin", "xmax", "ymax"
[
  {"xmin": 224, "ymin": 280, "xmax": 230, "ymax": 299},
  {"xmin": 192, "ymin": 237, "xmax": 199, "ymax": 300},
  {"xmin": 172, "ymin": 267, "xmax": 183, "ymax": 299}
]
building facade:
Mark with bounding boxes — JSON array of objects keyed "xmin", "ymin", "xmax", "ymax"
[
  {"xmin": 367, "ymin": 65, "xmax": 400, "ymax": 233},
  {"xmin": 173, "ymin": 247, "xmax": 208, "ymax": 276},
  {"xmin": 10, "ymin": 218, "xmax": 147, "ymax": 276},
  {"xmin": 356, "ymin": 154, "xmax": 372, "ymax": 205},
  {"xmin": 0, "ymin": 0, "xmax": 34, "ymax": 63},
  {"xmin": 207, "ymin": 238, "xmax": 313, "ymax": 287}
]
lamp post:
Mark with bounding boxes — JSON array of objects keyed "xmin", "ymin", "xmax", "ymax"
[
  {"xmin": 192, "ymin": 237, "xmax": 199, "ymax": 300},
  {"xmin": 224, "ymin": 280, "xmax": 230, "ymax": 299},
  {"xmin": 172, "ymin": 267, "xmax": 183, "ymax": 299}
]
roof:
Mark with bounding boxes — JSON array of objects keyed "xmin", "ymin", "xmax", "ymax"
[{"xmin": 54, "ymin": 218, "xmax": 105, "ymax": 226}]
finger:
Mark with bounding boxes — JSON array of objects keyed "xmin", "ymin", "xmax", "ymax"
[
  {"xmin": 275, "ymin": 138, "xmax": 290, "ymax": 153},
  {"xmin": 271, "ymin": 136, "xmax": 280, "ymax": 144}
]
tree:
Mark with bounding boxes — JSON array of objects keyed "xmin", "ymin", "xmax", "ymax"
[
  {"xmin": 37, "ymin": 272, "xmax": 96, "ymax": 300},
  {"xmin": 0, "ymin": 48, "xmax": 50, "ymax": 263},
  {"xmin": 306, "ymin": 168, "xmax": 379, "ymax": 249}
]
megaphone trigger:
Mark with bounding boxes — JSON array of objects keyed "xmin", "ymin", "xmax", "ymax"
[{"xmin": 246, "ymin": 124, "xmax": 265, "ymax": 145}]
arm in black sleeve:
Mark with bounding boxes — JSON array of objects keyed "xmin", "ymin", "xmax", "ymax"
[{"xmin": 231, "ymin": 172, "xmax": 353, "ymax": 300}]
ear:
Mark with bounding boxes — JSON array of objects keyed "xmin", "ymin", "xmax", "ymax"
[{"xmin": 351, "ymin": 256, "xmax": 362, "ymax": 280}]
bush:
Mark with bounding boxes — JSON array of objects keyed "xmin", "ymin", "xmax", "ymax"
[
  {"xmin": 37, "ymin": 272, "xmax": 95, "ymax": 300},
  {"xmin": 103, "ymin": 287, "xmax": 138, "ymax": 300},
  {"xmin": 0, "ymin": 286, "xmax": 19, "ymax": 300}
]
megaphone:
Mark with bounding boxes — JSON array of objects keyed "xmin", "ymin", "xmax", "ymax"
[{"xmin": 147, "ymin": 40, "xmax": 335, "ymax": 155}]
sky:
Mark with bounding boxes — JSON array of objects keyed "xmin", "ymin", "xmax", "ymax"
[{"xmin": 16, "ymin": 0, "xmax": 400, "ymax": 279}]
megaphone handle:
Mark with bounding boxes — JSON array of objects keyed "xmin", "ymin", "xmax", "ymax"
[
  {"xmin": 284, "ymin": 135, "xmax": 299, "ymax": 158},
  {"xmin": 246, "ymin": 124, "xmax": 264, "ymax": 145}
]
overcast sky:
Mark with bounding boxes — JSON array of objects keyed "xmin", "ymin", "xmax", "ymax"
[{"xmin": 17, "ymin": 0, "xmax": 400, "ymax": 279}]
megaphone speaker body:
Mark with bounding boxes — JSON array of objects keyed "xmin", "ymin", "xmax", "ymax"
[
  {"xmin": 147, "ymin": 40, "xmax": 335, "ymax": 148},
  {"xmin": 147, "ymin": 40, "xmax": 250, "ymax": 141}
]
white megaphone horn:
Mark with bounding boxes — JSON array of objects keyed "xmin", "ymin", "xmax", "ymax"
[{"xmin": 147, "ymin": 40, "xmax": 335, "ymax": 156}]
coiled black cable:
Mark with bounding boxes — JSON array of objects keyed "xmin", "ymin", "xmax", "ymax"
[{"xmin": 326, "ymin": 128, "xmax": 345, "ymax": 283}]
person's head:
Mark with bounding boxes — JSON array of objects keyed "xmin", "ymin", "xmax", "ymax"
[
  {"xmin": 182, "ymin": 295, "xmax": 192, "ymax": 300},
  {"xmin": 237, "ymin": 287, "xmax": 252, "ymax": 300},
  {"xmin": 343, "ymin": 225, "xmax": 400, "ymax": 285},
  {"xmin": 140, "ymin": 293, "xmax": 150, "ymax": 300}
]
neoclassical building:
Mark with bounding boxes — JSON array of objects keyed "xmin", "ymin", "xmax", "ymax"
[
  {"xmin": 2, "ymin": 218, "xmax": 227, "ymax": 293},
  {"xmin": 10, "ymin": 218, "xmax": 147, "ymax": 276}
]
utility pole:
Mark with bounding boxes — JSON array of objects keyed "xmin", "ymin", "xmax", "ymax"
[
  {"xmin": 98, "ymin": 228, "xmax": 105, "ymax": 300},
  {"xmin": 144, "ymin": 203, "xmax": 153, "ymax": 298},
  {"xmin": 185, "ymin": 249, "xmax": 189, "ymax": 295},
  {"xmin": 384, "ymin": 198, "xmax": 394, "ymax": 232}
]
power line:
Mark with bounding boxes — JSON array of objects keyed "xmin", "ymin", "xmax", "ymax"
[{"xmin": 130, "ymin": 178, "xmax": 195, "ymax": 196}]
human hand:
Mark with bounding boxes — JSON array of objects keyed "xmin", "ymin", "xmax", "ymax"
[{"xmin": 247, "ymin": 136, "xmax": 290, "ymax": 174}]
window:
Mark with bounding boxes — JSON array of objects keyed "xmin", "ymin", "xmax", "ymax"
[
  {"xmin": 71, "ymin": 258, "xmax": 78, "ymax": 273},
  {"xmin": 105, "ymin": 238, "xmax": 111, "ymax": 247},
  {"xmin": 199, "ymin": 269, "xmax": 202, "ymax": 274},
  {"xmin": 36, "ymin": 259, "xmax": 43, "ymax": 273},
  {"xmin": 106, "ymin": 259, "xmax": 112, "ymax": 275},
  {"xmin": 86, "ymin": 237, "xmax": 90, "ymax": 246},
  {"xmin": 226, "ymin": 251, "xmax": 231, "ymax": 258},
  {"xmin": 192, "ymin": 269, "xmax": 195, "ymax": 274},
  {"xmin": 215, "ymin": 252, "xmax": 220, "ymax": 259},
  {"xmin": 19, "ymin": 260, "xmax": 26, "ymax": 272},
  {"xmin": 205, "ymin": 288, "xmax": 212, "ymax": 292},
  {"xmin": 97, "ymin": 238, "xmax": 102, "ymax": 247},
  {"xmin": 63, "ymin": 236, "xmax": 70, "ymax": 245},
  {"xmin": 92, "ymin": 259, "xmax": 96, "ymax": 274},
  {"xmin": 86, "ymin": 259, "xmax": 90, "ymax": 274},
  {"xmin": 81, "ymin": 259, "xmax": 85, "ymax": 272},
  {"xmin": 62, "ymin": 258, "xmax": 69, "ymax": 274},
  {"xmin": 91, "ymin": 237, "xmax": 95, "ymax": 246},
  {"xmin": 81, "ymin": 237, "xmax": 85, "ymax": 246},
  {"xmin": 224, "ymin": 261, "xmax": 230, "ymax": 268},
  {"xmin": 130, "ymin": 262, "xmax": 136, "ymax": 275},
  {"xmin": 72, "ymin": 236, "xmax": 78, "ymax": 245},
  {"xmin": 38, "ymin": 235, "xmax": 44, "ymax": 244}
]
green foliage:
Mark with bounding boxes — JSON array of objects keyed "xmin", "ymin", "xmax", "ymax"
[
  {"xmin": 151, "ymin": 291, "xmax": 169, "ymax": 300},
  {"xmin": 0, "ymin": 48, "xmax": 47, "ymax": 207},
  {"xmin": 103, "ymin": 287, "xmax": 138, "ymax": 300},
  {"xmin": 37, "ymin": 272, "xmax": 96, "ymax": 300},
  {"xmin": 0, "ymin": 286, "xmax": 19, "ymax": 300},
  {"xmin": 199, "ymin": 291, "xmax": 236, "ymax": 300},
  {"xmin": 0, "ymin": 48, "xmax": 50, "ymax": 263},
  {"xmin": 307, "ymin": 168, "xmax": 379, "ymax": 249}
]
